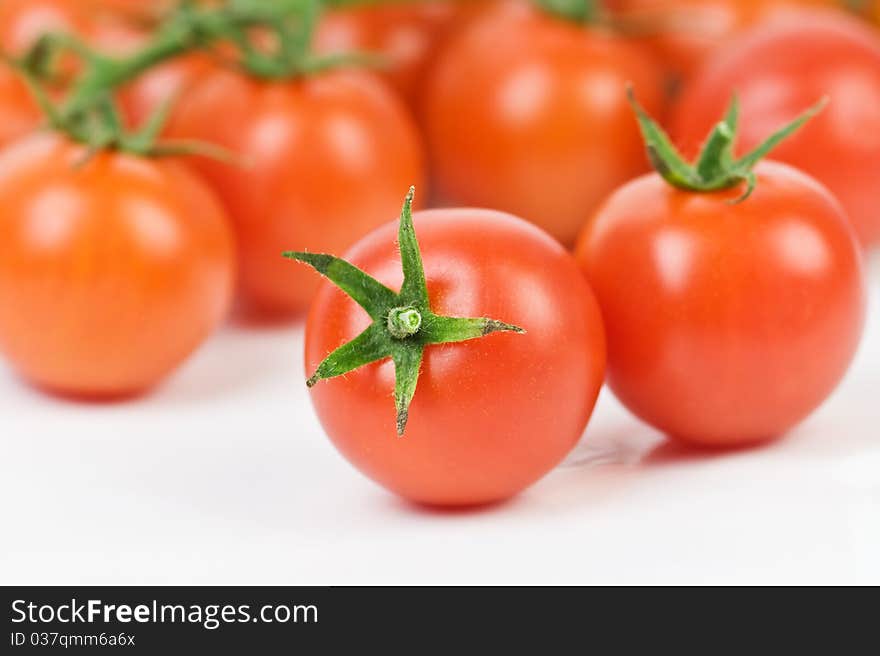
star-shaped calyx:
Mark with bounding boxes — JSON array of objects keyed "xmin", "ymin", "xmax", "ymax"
[
  {"xmin": 284, "ymin": 188, "xmax": 525, "ymax": 437},
  {"xmin": 629, "ymin": 87, "xmax": 827, "ymax": 203}
]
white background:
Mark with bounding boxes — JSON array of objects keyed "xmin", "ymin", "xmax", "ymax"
[{"xmin": 2, "ymin": 259, "xmax": 878, "ymax": 586}]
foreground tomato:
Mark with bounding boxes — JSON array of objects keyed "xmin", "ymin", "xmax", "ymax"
[
  {"xmin": 608, "ymin": 0, "xmax": 837, "ymax": 82},
  {"xmin": 672, "ymin": 11, "xmax": 880, "ymax": 247},
  {"xmin": 0, "ymin": 133, "xmax": 235, "ymax": 396},
  {"xmin": 424, "ymin": 0, "xmax": 664, "ymax": 246},
  {"xmin": 294, "ymin": 190, "xmax": 606, "ymax": 505},
  {"xmin": 170, "ymin": 68, "xmax": 425, "ymax": 317},
  {"xmin": 576, "ymin": 96, "xmax": 865, "ymax": 447}
]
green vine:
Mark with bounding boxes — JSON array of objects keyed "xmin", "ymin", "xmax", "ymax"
[
  {"xmin": 284, "ymin": 187, "xmax": 525, "ymax": 437},
  {"xmin": 9, "ymin": 0, "xmax": 378, "ymax": 157}
]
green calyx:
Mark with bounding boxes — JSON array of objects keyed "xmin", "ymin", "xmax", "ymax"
[
  {"xmin": 534, "ymin": 0, "xmax": 601, "ymax": 23},
  {"xmin": 284, "ymin": 187, "xmax": 526, "ymax": 437},
  {"xmin": 10, "ymin": 0, "xmax": 378, "ymax": 157},
  {"xmin": 628, "ymin": 88, "xmax": 827, "ymax": 203}
]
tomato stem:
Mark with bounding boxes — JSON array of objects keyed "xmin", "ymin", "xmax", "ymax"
[
  {"xmin": 629, "ymin": 87, "xmax": 827, "ymax": 203},
  {"xmin": 12, "ymin": 0, "xmax": 379, "ymax": 156},
  {"xmin": 533, "ymin": 0, "xmax": 602, "ymax": 23},
  {"xmin": 284, "ymin": 187, "xmax": 525, "ymax": 437}
]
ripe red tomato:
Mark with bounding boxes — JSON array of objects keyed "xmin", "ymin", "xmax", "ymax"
[
  {"xmin": 0, "ymin": 0, "xmax": 88, "ymax": 54},
  {"xmin": 608, "ymin": 0, "xmax": 837, "ymax": 82},
  {"xmin": 306, "ymin": 207, "xmax": 606, "ymax": 505},
  {"xmin": 0, "ymin": 133, "xmax": 235, "ymax": 396},
  {"xmin": 169, "ymin": 68, "xmax": 426, "ymax": 317},
  {"xmin": 314, "ymin": 0, "xmax": 491, "ymax": 113},
  {"xmin": 423, "ymin": 0, "xmax": 664, "ymax": 246},
  {"xmin": 0, "ymin": 0, "xmax": 90, "ymax": 149},
  {"xmin": 576, "ymin": 162, "xmax": 865, "ymax": 446},
  {"xmin": 0, "ymin": 68, "xmax": 42, "ymax": 148},
  {"xmin": 671, "ymin": 12, "xmax": 880, "ymax": 246}
]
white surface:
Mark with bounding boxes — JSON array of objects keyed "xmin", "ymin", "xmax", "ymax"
[{"xmin": 2, "ymin": 261, "xmax": 879, "ymax": 586}]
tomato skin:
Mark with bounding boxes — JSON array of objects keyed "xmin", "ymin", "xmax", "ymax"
[
  {"xmin": 0, "ymin": 0, "xmax": 91, "ymax": 149},
  {"xmin": 671, "ymin": 12, "xmax": 880, "ymax": 247},
  {"xmin": 575, "ymin": 162, "xmax": 865, "ymax": 446},
  {"xmin": 307, "ymin": 209, "xmax": 606, "ymax": 505},
  {"xmin": 170, "ymin": 69, "xmax": 426, "ymax": 317},
  {"xmin": 0, "ymin": 0, "xmax": 87, "ymax": 53},
  {"xmin": 0, "ymin": 68, "xmax": 42, "ymax": 148},
  {"xmin": 0, "ymin": 133, "xmax": 235, "ymax": 396},
  {"xmin": 423, "ymin": 1, "xmax": 664, "ymax": 246},
  {"xmin": 315, "ymin": 1, "xmax": 467, "ymax": 113},
  {"xmin": 608, "ymin": 0, "xmax": 837, "ymax": 82}
]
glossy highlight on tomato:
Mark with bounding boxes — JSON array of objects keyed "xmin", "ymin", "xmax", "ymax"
[
  {"xmin": 306, "ymin": 207, "xmax": 606, "ymax": 505},
  {"xmin": 671, "ymin": 11, "xmax": 880, "ymax": 246},
  {"xmin": 576, "ymin": 161, "xmax": 865, "ymax": 446},
  {"xmin": 0, "ymin": 133, "xmax": 235, "ymax": 396},
  {"xmin": 424, "ymin": 0, "xmax": 664, "ymax": 246}
]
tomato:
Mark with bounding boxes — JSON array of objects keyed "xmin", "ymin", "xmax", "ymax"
[
  {"xmin": 608, "ymin": 0, "xmax": 838, "ymax": 82},
  {"xmin": 314, "ymin": 0, "xmax": 491, "ymax": 114},
  {"xmin": 0, "ymin": 0, "xmax": 90, "ymax": 149},
  {"xmin": 671, "ymin": 11, "xmax": 880, "ymax": 246},
  {"xmin": 169, "ymin": 68, "xmax": 426, "ymax": 317},
  {"xmin": 0, "ymin": 0, "xmax": 88, "ymax": 54},
  {"xmin": 575, "ymin": 161, "xmax": 865, "ymax": 446},
  {"xmin": 305, "ymin": 206, "xmax": 606, "ymax": 505},
  {"xmin": 423, "ymin": 0, "xmax": 664, "ymax": 246},
  {"xmin": 0, "ymin": 68, "xmax": 42, "ymax": 148},
  {"xmin": 0, "ymin": 133, "xmax": 235, "ymax": 396}
]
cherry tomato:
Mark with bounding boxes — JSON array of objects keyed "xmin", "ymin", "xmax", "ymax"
[
  {"xmin": 0, "ymin": 133, "xmax": 235, "ymax": 396},
  {"xmin": 608, "ymin": 0, "xmax": 837, "ymax": 82},
  {"xmin": 315, "ymin": 0, "xmax": 491, "ymax": 114},
  {"xmin": 575, "ymin": 162, "xmax": 865, "ymax": 447},
  {"xmin": 0, "ymin": 0, "xmax": 90, "ymax": 149},
  {"xmin": 0, "ymin": 68, "xmax": 42, "ymax": 148},
  {"xmin": 0, "ymin": 0, "xmax": 88, "ymax": 54},
  {"xmin": 423, "ymin": 0, "xmax": 664, "ymax": 246},
  {"xmin": 671, "ymin": 11, "xmax": 880, "ymax": 246},
  {"xmin": 169, "ymin": 68, "xmax": 426, "ymax": 317},
  {"xmin": 307, "ymin": 208, "xmax": 606, "ymax": 505}
]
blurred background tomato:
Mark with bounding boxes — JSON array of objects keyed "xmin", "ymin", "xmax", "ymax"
[
  {"xmin": 607, "ymin": 0, "xmax": 839, "ymax": 84},
  {"xmin": 672, "ymin": 9, "xmax": 880, "ymax": 246}
]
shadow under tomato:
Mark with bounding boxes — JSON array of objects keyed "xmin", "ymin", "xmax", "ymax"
[
  {"xmin": 643, "ymin": 434, "xmax": 784, "ymax": 466},
  {"xmin": 391, "ymin": 495, "xmax": 523, "ymax": 517}
]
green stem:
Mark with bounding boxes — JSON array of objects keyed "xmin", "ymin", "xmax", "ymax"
[
  {"xmin": 15, "ymin": 0, "xmax": 375, "ymax": 157},
  {"xmin": 533, "ymin": 0, "xmax": 601, "ymax": 23},
  {"xmin": 283, "ymin": 187, "xmax": 525, "ymax": 437},
  {"xmin": 629, "ymin": 88, "xmax": 827, "ymax": 203}
]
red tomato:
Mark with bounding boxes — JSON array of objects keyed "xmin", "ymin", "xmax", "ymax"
[
  {"xmin": 0, "ymin": 67, "xmax": 42, "ymax": 148},
  {"xmin": 314, "ymin": 0, "xmax": 491, "ymax": 113},
  {"xmin": 423, "ymin": 0, "xmax": 664, "ymax": 246},
  {"xmin": 671, "ymin": 11, "xmax": 880, "ymax": 246},
  {"xmin": 307, "ymin": 208, "xmax": 606, "ymax": 505},
  {"xmin": 0, "ymin": 0, "xmax": 90, "ymax": 149},
  {"xmin": 0, "ymin": 133, "xmax": 235, "ymax": 396},
  {"xmin": 575, "ymin": 162, "xmax": 865, "ymax": 447},
  {"xmin": 169, "ymin": 68, "xmax": 426, "ymax": 317},
  {"xmin": 608, "ymin": 0, "xmax": 837, "ymax": 82},
  {"xmin": 0, "ymin": 0, "xmax": 88, "ymax": 53}
]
